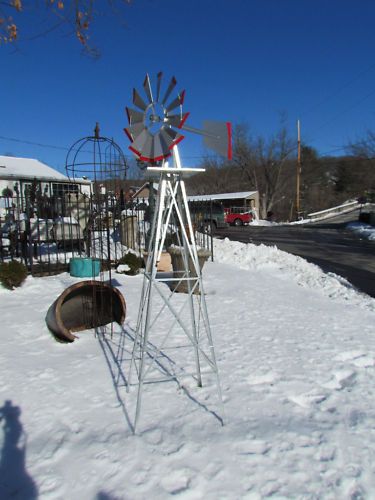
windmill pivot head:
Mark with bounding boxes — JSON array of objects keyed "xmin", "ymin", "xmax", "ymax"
[{"xmin": 149, "ymin": 114, "xmax": 162, "ymax": 123}]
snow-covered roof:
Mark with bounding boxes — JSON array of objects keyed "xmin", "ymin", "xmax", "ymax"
[
  {"xmin": 188, "ymin": 191, "xmax": 258, "ymax": 202},
  {"xmin": 132, "ymin": 182, "xmax": 159, "ymax": 198},
  {"xmin": 131, "ymin": 185, "xmax": 258, "ymax": 202},
  {"xmin": 0, "ymin": 155, "xmax": 69, "ymax": 182}
]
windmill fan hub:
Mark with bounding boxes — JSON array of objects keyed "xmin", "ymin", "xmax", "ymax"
[{"xmin": 146, "ymin": 103, "xmax": 166, "ymax": 133}]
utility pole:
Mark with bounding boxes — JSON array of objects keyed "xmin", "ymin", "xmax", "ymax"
[{"xmin": 296, "ymin": 119, "xmax": 301, "ymax": 220}]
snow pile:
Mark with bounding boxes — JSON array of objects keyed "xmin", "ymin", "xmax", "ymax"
[
  {"xmin": 1, "ymin": 240, "xmax": 375, "ymax": 498},
  {"xmin": 249, "ymin": 219, "xmax": 278, "ymax": 226},
  {"xmin": 346, "ymin": 221, "xmax": 375, "ymax": 241},
  {"xmin": 116, "ymin": 263, "xmax": 130, "ymax": 273},
  {"xmin": 214, "ymin": 238, "xmax": 375, "ymax": 310}
]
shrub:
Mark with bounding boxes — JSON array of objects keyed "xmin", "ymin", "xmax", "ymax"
[
  {"xmin": 116, "ymin": 252, "xmax": 143, "ymax": 275},
  {"xmin": 0, "ymin": 261, "xmax": 28, "ymax": 290}
]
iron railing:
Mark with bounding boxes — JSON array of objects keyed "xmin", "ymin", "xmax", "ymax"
[{"xmin": 0, "ymin": 191, "xmax": 214, "ymax": 276}]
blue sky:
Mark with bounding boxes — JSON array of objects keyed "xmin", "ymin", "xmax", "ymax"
[{"xmin": 1, "ymin": 0, "xmax": 375, "ymax": 174}]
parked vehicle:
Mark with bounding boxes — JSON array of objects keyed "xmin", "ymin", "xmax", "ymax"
[
  {"xmin": 188, "ymin": 201, "xmax": 228, "ymax": 234},
  {"xmin": 359, "ymin": 210, "xmax": 375, "ymax": 226},
  {"xmin": 224, "ymin": 207, "xmax": 253, "ymax": 226}
]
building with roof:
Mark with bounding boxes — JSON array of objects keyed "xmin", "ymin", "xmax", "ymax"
[
  {"xmin": 187, "ymin": 191, "xmax": 259, "ymax": 218},
  {"xmin": 0, "ymin": 155, "xmax": 92, "ymax": 200},
  {"xmin": 131, "ymin": 182, "xmax": 259, "ymax": 217},
  {"xmin": 131, "ymin": 182, "xmax": 158, "ymax": 201}
]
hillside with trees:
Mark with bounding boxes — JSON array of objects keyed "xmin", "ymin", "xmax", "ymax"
[{"xmin": 185, "ymin": 124, "xmax": 375, "ymax": 221}]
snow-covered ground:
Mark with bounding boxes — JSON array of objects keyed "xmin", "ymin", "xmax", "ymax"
[
  {"xmin": 346, "ymin": 221, "xmax": 375, "ymax": 241},
  {"xmin": 248, "ymin": 219, "xmax": 277, "ymax": 227},
  {"xmin": 1, "ymin": 238, "xmax": 375, "ymax": 499}
]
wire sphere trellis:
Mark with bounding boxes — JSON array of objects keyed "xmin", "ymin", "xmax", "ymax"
[
  {"xmin": 65, "ymin": 124, "xmax": 129, "ymax": 337},
  {"xmin": 65, "ymin": 124, "xmax": 128, "ymax": 275},
  {"xmin": 66, "ymin": 123, "xmax": 128, "ymax": 190}
]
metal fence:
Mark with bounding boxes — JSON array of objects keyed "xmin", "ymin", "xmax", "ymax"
[{"xmin": 0, "ymin": 191, "xmax": 214, "ymax": 276}]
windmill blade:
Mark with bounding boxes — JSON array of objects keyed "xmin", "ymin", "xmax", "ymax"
[
  {"xmin": 133, "ymin": 88, "xmax": 148, "ymax": 111},
  {"xmin": 163, "ymin": 126, "xmax": 179, "ymax": 141},
  {"xmin": 126, "ymin": 107, "xmax": 144, "ymax": 125},
  {"xmin": 165, "ymin": 112, "xmax": 189, "ymax": 128},
  {"xmin": 165, "ymin": 114, "xmax": 181, "ymax": 128},
  {"xmin": 162, "ymin": 126, "xmax": 184, "ymax": 149},
  {"xmin": 165, "ymin": 90, "xmax": 185, "ymax": 113},
  {"xmin": 126, "ymin": 122, "xmax": 146, "ymax": 140},
  {"xmin": 152, "ymin": 133, "xmax": 169, "ymax": 160},
  {"xmin": 159, "ymin": 127, "xmax": 177, "ymax": 150},
  {"xmin": 162, "ymin": 76, "xmax": 177, "ymax": 105},
  {"xmin": 202, "ymin": 120, "xmax": 232, "ymax": 160},
  {"xmin": 138, "ymin": 132, "xmax": 155, "ymax": 160},
  {"xmin": 143, "ymin": 74, "xmax": 153, "ymax": 104},
  {"xmin": 156, "ymin": 71, "xmax": 163, "ymax": 102},
  {"xmin": 129, "ymin": 128, "xmax": 153, "ymax": 155}
]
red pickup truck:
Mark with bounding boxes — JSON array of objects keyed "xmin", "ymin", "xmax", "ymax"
[{"xmin": 224, "ymin": 207, "xmax": 253, "ymax": 226}]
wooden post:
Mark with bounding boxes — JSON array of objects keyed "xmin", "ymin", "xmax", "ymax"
[{"xmin": 296, "ymin": 119, "xmax": 301, "ymax": 220}]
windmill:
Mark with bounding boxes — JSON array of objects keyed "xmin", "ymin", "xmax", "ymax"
[{"xmin": 125, "ymin": 73, "xmax": 231, "ymax": 432}]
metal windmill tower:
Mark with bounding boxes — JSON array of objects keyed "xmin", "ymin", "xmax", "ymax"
[{"xmin": 124, "ymin": 73, "xmax": 232, "ymax": 431}]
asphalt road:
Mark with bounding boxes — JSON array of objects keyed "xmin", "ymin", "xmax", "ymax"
[{"xmin": 216, "ymin": 210, "xmax": 375, "ymax": 298}]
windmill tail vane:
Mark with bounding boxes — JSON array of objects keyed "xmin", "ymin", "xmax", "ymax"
[{"xmin": 124, "ymin": 72, "xmax": 232, "ymax": 163}]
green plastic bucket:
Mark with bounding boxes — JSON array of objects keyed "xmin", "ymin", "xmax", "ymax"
[{"xmin": 69, "ymin": 258, "xmax": 100, "ymax": 278}]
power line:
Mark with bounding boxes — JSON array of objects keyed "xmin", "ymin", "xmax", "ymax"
[
  {"xmin": 300, "ymin": 61, "xmax": 375, "ymax": 119},
  {"xmin": 1, "ymin": 132, "xmax": 373, "ymax": 166},
  {"xmin": 318, "ymin": 146, "xmax": 347, "ymax": 155},
  {"xmin": 319, "ymin": 154, "xmax": 375, "ymax": 164},
  {"xmin": 0, "ymin": 134, "xmax": 72, "ymax": 152},
  {"xmin": 0, "ymin": 133, "xmax": 217, "ymax": 161},
  {"xmin": 307, "ymin": 87, "xmax": 375, "ymax": 142},
  {"xmin": 296, "ymin": 63, "xmax": 375, "ymax": 152}
]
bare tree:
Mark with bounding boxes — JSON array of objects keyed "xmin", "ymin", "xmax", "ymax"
[
  {"xmin": 347, "ymin": 130, "xmax": 375, "ymax": 158},
  {"xmin": 186, "ymin": 156, "xmax": 234, "ymax": 195},
  {"xmin": 230, "ymin": 121, "xmax": 296, "ymax": 219},
  {"xmin": 231, "ymin": 123, "xmax": 258, "ymax": 190},
  {"xmin": 345, "ymin": 131, "xmax": 375, "ymax": 198},
  {"xmin": 0, "ymin": 1, "xmax": 132, "ymax": 56},
  {"xmin": 189, "ymin": 125, "xmax": 374, "ymax": 218}
]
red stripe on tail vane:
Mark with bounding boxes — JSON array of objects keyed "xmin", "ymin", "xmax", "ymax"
[{"xmin": 226, "ymin": 122, "xmax": 232, "ymax": 160}]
